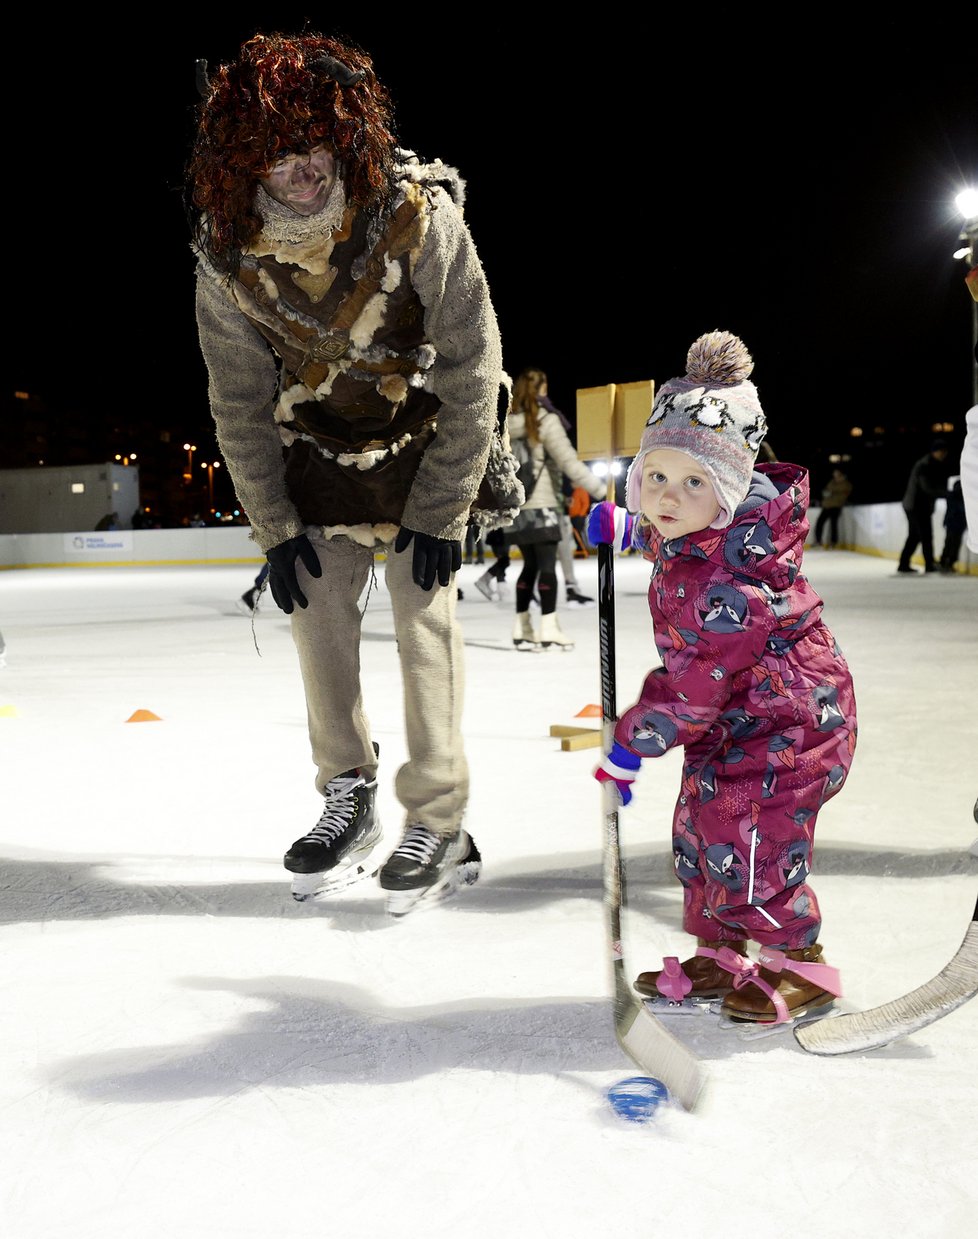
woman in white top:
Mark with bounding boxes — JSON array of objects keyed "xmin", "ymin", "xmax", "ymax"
[{"xmin": 505, "ymin": 368, "xmax": 605, "ymax": 650}]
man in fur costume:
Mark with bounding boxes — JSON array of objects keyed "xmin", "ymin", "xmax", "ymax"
[{"xmin": 187, "ymin": 32, "xmax": 520, "ymax": 916}]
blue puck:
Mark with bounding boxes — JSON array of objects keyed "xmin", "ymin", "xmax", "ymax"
[{"xmin": 606, "ymin": 1076, "xmax": 669, "ymax": 1122}]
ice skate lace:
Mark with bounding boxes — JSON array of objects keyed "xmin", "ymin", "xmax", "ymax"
[
  {"xmin": 301, "ymin": 774, "xmax": 364, "ymax": 843},
  {"xmin": 392, "ymin": 824, "xmax": 442, "ymax": 863}
]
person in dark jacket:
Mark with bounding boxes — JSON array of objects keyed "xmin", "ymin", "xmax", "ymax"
[
  {"xmin": 590, "ymin": 331, "xmax": 856, "ymax": 1026},
  {"xmin": 897, "ymin": 441, "xmax": 952, "ymax": 573}
]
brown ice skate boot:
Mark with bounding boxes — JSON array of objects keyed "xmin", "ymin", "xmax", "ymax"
[
  {"xmin": 634, "ymin": 937, "xmax": 748, "ymax": 1001},
  {"xmin": 720, "ymin": 942, "xmax": 840, "ymax": 1023}
]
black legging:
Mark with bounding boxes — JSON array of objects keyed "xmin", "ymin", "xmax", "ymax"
[
  {"xmin": 898, "ymin": 504, "xmax": 936, "ymax": 571},
  {"xmin": 814, "ymin": 507, "xmax": 842, "ymax": 547},
  {"xmin": 515, "ymin": 542, "xmax": 558, "ymax": 615},
  {"xmin": 485, "ymin": 528, "xmax": 510, "ymax": 581}
]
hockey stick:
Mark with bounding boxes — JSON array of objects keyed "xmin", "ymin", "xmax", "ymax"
[
  {"xmin": 794, "ymin": 892, "xmax": 978, "ymax": 1055},
  {"xmin": 597, "ymin": 541, "xmax": 706, "ymax": 1110}
]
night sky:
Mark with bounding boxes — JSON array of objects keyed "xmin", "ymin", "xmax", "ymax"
[{"xmin": 8, "ymin": 15, "xmax": 977, "ymax": 510}]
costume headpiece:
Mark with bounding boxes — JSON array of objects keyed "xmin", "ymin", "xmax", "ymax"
[{"xmin": 187, "ymin": 32, "xmax": 398, "ymax": 271}]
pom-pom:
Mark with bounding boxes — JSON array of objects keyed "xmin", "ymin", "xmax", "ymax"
[{"xmin": 685, "ymin": 331, "xmax": 753, "ymax": 385}]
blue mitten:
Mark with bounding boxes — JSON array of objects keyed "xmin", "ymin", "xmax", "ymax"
[
  {"xmin": 594, "ymin": 741, "xmax": 642, "ymax": 805},
  {"xmin": 586, "ymin": 502, "xmax": 634, "ymax": 550}
]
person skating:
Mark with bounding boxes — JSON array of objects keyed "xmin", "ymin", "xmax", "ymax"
[
  {"xmin": 236, "ymin": 562, "xmax": 270, "ymax": 614},
  {"xmin": 506, "ymin": 368, "xmax": 604, "ymax": 650},
  {"xmin": 938, "ymin": 479, "xmax": 967, "ymax": 573},
  {"xmin": 187, "ymin": 32, "xmax": 520, "ymax": 915},
  {"xmin": 813, "ymin": 467, "xmax": 852, "ymax": 548},
  {"xmin": 474, "ymin": 529, "xmax": 510, "ymax": 601},
  {"xmin": 541, "ymin": 399, "xmax": 596, "ymax": 608},
  {"xmin": 555, "ymin": 480, "xmax": 595, "ymax": 607},
  {"xmin": 562, "ymin": 483, "xmax": 596, "ymax": 606},
  {"xmin": 590, "ymin": 331, "xmax": 856, "ymax": 1024},
  {"xmin": 897, "ymin": 440, "xmax": 952, "ymax": 573}
]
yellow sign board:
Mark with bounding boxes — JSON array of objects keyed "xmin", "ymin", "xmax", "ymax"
[{"xmin": 576, "ymin": 379, "xmax": 654, "ymax": 461}]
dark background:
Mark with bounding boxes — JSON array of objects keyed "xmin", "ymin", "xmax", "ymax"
[{"xmin": 6, "ymin": 14, "xmax": 976, "ymax": 521}]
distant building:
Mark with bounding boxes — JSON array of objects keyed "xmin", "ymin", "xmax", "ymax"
[{"xmin": 0, "ymin": 463, "xmax": 140, "ymax": 534}]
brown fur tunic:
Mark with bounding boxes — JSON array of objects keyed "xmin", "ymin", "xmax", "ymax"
[{"xmin": 194, "ymin": 156, "xmax": 505, "ymax": 551}]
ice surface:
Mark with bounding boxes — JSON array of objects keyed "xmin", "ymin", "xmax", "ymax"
[{"xmin": 1, "ymin": 552, "xmax": 976, "ymax": 1239}]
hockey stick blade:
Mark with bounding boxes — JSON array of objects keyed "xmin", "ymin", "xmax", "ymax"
[
  {"xmin": 794, "ymin": 894, "xmax": 978, "ymax": 1055},
  {"xmin": 614, "ymin": 969, "xmax": 706, "ymax": 1110}
]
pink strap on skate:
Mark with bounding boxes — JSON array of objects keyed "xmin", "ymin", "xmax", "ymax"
[
  {"xmin": 757, "ymin": 947, "xmax": 843, "ymax": 998},
  {"xmin": 696, "ymin": 946, "xmax": 790, "ymax": 1024},
  {"xmin": 655, "ymin": 956, "xmax": 693, "ymax": 1001}
]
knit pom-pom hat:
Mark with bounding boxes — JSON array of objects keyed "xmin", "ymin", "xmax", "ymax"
[{"xmin": 624, "ymin": 331, "xmax": 768, "ymax": 528}]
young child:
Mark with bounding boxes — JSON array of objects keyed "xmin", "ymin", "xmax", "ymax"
[{"xmin": 589, "ymin": 330, "xmax": 857, "ymax": 1024}]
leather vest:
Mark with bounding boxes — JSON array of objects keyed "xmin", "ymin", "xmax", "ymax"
[{"xmin": 230, "ymin": 184, "xmax": 441, "ymax": 527}]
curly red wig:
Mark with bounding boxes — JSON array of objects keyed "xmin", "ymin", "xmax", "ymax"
[{"xmin": 187, "ymin": 32, "xmax": 399, "ymax": 272}]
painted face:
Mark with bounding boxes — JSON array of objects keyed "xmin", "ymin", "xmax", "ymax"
[
  {"xmin": 259, "ymin": 145, "xmax": 339, "ymax": 216},
  {"xmin": 639, "ymin": 448, "xmax": 721, "ymax": 539}
]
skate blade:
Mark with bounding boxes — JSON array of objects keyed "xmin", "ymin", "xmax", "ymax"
[
  {"xmin": 718, "ymin": 999, "xmax": 837, "ymax": 1041},
  {"xmin": 640, "ymin": 995, "xmax": 719, "ymax": 1017},
  {"xmin": 290, "ymin": 855, "xmax": 380, "ymax": 902},
  {"xmin": 385, "ymin": 858, "xmax": 482, "ymax": 919}
]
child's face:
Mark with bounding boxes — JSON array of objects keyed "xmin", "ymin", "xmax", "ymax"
[{"xmin": 639, "ymin": 449, "xmax": 722, "ymax": 539}]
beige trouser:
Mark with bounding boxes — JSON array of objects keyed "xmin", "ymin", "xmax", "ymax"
[{"xmin": 288, "ymin": 531, "xmax": 468, "ymax": 836}]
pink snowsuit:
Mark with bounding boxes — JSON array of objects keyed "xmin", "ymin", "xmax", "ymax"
[{"xmin": 615, "ymin": 463, "xmax": 857, "ymax": 950}]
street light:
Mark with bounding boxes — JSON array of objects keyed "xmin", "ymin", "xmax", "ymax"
[
  {"xmin": 201, "ymin": 459, "xmax": 221, "ymax": 511},
  {"xmin": 954, "ymin": 188, "xmax": 978, "ymax": 407},
  {"xmin": 182, "ymin": 442, "xmax": 197, "ymax": 484}
]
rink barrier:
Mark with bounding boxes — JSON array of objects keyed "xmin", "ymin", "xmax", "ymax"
[
  {"xmin": 0, "ymin": 504, "xmax": 974, "ymax": 573},
  {"xmin": 809, "ymin": 499, "xmax": 975, "ymax": 575},
  {"xmin": 0, "ymin": 526, "xmax": 264, "ymax": 569}
]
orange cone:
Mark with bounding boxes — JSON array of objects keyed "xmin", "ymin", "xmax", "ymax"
[
  {"xmin": 126, "ymin": 709, "xmax": 162, "ymax": 723},
  {"xmin": 575, "ymin": 703, "xmax": 603, "ymax": 718}
]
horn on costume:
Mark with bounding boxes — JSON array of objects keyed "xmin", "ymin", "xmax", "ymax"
[{"xmin": 309, "ymin": 52, "xmax": 366, "ymax": 87}]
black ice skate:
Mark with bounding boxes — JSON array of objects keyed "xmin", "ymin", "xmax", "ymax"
[
  {"xmin": 379, "ymin": 824, "xmax": 482, "ymax": 917},
  {"xmin": 236, "ymin": 587, "xmax": 259, "ymax": 615},
  {"xmin": 565, "ymin": 586, "xmax": 595, "ymax": 608},
  {"xmin": 285, "ymin": 752, "xmax": 381, "ymax": 901}
]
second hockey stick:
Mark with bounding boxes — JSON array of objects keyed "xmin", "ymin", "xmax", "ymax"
[
  {"xmin": 597, "ymin": 541, "xmax": 706, "ymax": 1110},
  {"xmin": 794, "ymin": 891, "xmax": 978, "ymax": 1055}
]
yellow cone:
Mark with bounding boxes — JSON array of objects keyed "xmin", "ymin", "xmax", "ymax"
[
  {"xmin": 0, "ymin": 704, "xmax": 18, "ymax": 718},
  {"xmin": 126, "ymin": 709, "xmax": 162, "ymax": 723}
]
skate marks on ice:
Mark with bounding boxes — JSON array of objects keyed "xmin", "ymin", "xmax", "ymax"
[
  {"xmin": 0, "ymin": 854, "xmax": 336, "ymax": 924},
  {"xmin": 43, "ymin": 978, "xmax": 626, "ymax": 1103}
]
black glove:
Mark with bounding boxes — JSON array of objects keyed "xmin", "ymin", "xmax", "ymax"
[
  {"xmin": 393, "ymin": 526, "xmax": 462, "ymax": 591},
  {"xmin": 266, "ymin": 533, "xmax": 322, "ymax": 614}
]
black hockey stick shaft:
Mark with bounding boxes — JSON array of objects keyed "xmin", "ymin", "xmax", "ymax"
[
  {"xmin": 598, "ymin": 540, "xmax": 624, "ymax": 971},
  {"xmin": 597, "ymin": 541, "xmax": 705, "ymax": 1109}
]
